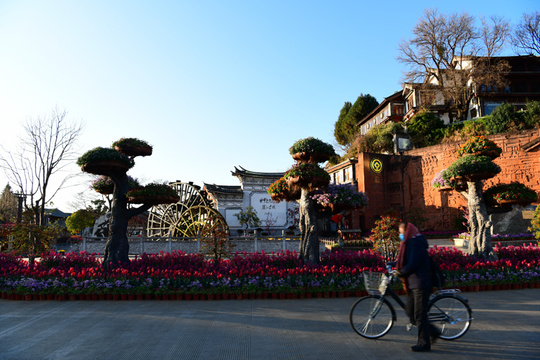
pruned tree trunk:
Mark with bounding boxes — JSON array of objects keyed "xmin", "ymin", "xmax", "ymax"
[
  {"xmin": 103, "ymin": 173, "xmax": 151, "ymax": 267},
  {"xmin": 466, "ymin": 181, "xmax": 497, "ymax": 260},
  {"xmin": 298, "ymin": 189, "xmax": 320, "ymax": 265}
]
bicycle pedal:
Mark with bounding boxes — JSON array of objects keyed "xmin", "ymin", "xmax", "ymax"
[{"xmin": 406, "ymin": 323, "xmax": 415, "ymax": 331}]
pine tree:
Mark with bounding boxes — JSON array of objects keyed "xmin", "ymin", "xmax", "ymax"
[{"xmin": 0, "ymin": 184, "xmax": 17, "ymax": 223}]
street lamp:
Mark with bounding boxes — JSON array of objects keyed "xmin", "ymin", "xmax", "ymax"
[{"xmin": 392, "ymin": 132, "xmax": 412, "ymax": 221}]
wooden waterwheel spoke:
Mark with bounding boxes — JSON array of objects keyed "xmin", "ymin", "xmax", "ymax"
[{"xmin": 146, "ymin": 182, "xmax": 227, "ymax": 238}]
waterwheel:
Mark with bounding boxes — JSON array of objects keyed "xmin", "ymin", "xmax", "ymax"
[{"xmin": 146, "ymin": 181, "xmax": 228, "ymax": 237}]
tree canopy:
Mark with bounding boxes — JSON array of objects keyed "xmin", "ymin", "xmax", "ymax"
[
  {"xmin": 66, "ymin": 209, "xmax": 97, "ymax": 235},
  {"xmin": 0, "ymin": 184, "xmax": 17, "ymax": 223},
  {"xmin": 334, "ymin": 95, "xmax": 378, "ymax": 148}
]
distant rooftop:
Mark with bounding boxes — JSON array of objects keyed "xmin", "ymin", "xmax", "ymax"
[{"xmin": 231, "ymin": 166, "xmax": 285, "ymax": 178}]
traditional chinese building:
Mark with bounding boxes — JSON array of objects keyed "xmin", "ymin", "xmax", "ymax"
[{"xmin": 204, "ymin": 166, "xmax": 299, "ymax": 234}]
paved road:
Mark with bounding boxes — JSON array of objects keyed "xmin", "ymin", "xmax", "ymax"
[{"xmin": 1, "ymin": 289, "xmax": 539, "ymax": 360}]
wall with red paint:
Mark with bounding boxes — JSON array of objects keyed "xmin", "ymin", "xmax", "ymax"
[{"xmin": 356, "ymin": 129, "xmax": 540, "ymax": 231}]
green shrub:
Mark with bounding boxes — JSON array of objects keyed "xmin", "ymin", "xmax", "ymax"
[
  {"xmin": 529, "ymin": 205, "xmax": 540, "ymax": 240},
  {"xmin": 485, "ymin": 103, "xmax": 519, "ymax": 134},
  {"xmin": 524, "ymin": 101, "xmax": 540, "ymax": 128},
  {"xmin": 445, "ymin": 155, "xmax": 501, "ymax": 178},
  {"xmin": 407, "ymin": 111, "xmax": 445, "ymax": 148}
]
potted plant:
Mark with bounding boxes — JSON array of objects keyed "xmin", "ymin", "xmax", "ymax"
[
  {"xmin": 284, "ymin": 163, "xmax": 330, "ymax": 192},
  {"xmin": 77, "ymin": 147, "xmax": 135, "ymax": 175},
  {"xmin": 457, "ymin": 135, "xmax": 502, "ymax": 159},
  {"xmin": 126, "ymin": 183, "xmax": 180, "ymax": 205},
  {"xmin": 289, "ymin": 137, "xmax": 336, "ymax": 163},
  {"xmin": 483, "ymin": 182, "xmax": 538, "ymax": 206},
  {"xmin": 267, "ymin": 177, "xmax": 300, "ymax": 202},
  {"xmin": 112, "ymin": 138, "xmax": 153, "ymax": 157},
  {"xmin": 431, "ymin": 170, "xmax": 454, "ymax": 191},
  {"xmin": 445, "ymin": 155, "xmax": 501, "ymax": 182},
  {"xmin": 91, "ymin": 175, "xmax": 140, "ymax": 195},
  {"xmin": 310, "ymin": 183, "xmax": 368, "ymax": 213}
]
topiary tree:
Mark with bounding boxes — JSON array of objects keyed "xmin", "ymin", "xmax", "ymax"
[
  {"xmin": 271, "ymin": 137, "xmax": 368, "ymax": 264},
  {"xmin": 435, "ymin": 136, "xmax": 537, "ymax": 259},
  {"xmin": 78, "ymin": 138, "xmax": 179, "ymax": 267}
]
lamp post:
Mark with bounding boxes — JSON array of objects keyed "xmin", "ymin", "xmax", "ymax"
[
  {"xmin": 13, "ymin": 193, "xmax": 28, "ymax": 224},
  {"xmin": 393, "ymin": 132, "xmax": 412, "ymax": 221}
]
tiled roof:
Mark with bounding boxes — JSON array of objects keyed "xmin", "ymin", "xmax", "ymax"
[
  {"xmin": 203, "ymin": 183, "xmax": 243, "ymax": 194},
  {"xmin": 231, "ymin": 166, "xmax": 285, "ymax": 178}
]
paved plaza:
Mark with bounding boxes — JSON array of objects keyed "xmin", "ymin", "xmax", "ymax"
[{"xmin": 1, "ymin": 288, "xmax": 539, "ymax": 360}]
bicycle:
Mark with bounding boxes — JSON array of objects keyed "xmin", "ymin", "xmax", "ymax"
[{"xmin": 349, "ymin": 265, "xmax": 473, "ymax": 340}]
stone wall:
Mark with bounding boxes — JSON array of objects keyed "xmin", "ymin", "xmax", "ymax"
[{"xmin": 398, "ymin": 129, "xmax": 540, "ymax": 231}]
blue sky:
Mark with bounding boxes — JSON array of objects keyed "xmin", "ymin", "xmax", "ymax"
[{"xmin": 0, "ymin": 0, "xmax": 536, "ymax": 211}]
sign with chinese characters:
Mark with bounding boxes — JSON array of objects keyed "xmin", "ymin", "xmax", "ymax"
[{"xmin": 250, "ymin": 192, "xmax": 288, "ymax": 227}]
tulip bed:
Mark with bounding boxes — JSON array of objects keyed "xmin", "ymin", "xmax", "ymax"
[{"xmin": 1, "ymin": 243, "xmax": 539, "ymax": 300}]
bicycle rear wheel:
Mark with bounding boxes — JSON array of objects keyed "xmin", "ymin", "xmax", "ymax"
[
  {"xmin": 428, "ymin": 295, "xmax": 472, "ymax": 340},
  {"xmin": 349, "ymin": 296, "xmax": 396, "ymax": 339}
]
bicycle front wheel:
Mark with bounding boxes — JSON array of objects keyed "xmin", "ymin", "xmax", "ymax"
[
  {"xmin": 428, "ymin": 295, "xmax": 472, "ymax": 340},
  {"xmin": 349, "ymin": 296, "xmax": 396, "ymax": 339}
]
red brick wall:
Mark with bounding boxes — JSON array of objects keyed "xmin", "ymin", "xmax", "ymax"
[{"xmin": 357, "ymin": 129, "xmax": 540, "ymax": 231}]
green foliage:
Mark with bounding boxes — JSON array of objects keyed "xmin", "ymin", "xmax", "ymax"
[
  {"xmin": 77, "ymin": 147, "xmax": 134, "ymax": 167},
  {"xmin": 126, "ymin": 183, "xmax": 179, "ymax": 198},
  {"xmin": 457, "ymin": 136, "xmax": 502, "ymax": 157},
  {"xmin": 333, "ymin": 102, "xmax": 352, "ymax": 146},
  {"xmin": 289, "ymin": 137, "xmax": 335, "ymax": 157},
  {"xmin": 529, "ymin": 205, "xmax": 540, "ymax": 240},
  {"xmin": 357, "ymin": 122, "xmax": 404, "ymax": 153},
  {"xmin": 524, "ymin": 101, "xmax": 540, "ymax": 128},
  {"xmin": 443, "ymin": 118, "xmax": 487, "ymax": 140},
  {"xmin": 484, "ymin": 182, "xmax": 538, "ymax": 206},
  {"xmin": 9, "ymin": 211, "xmax": 58, "ymax": 259},
  {"xmin": 112, "ymin": 138, "xmax": 151, "ymax": 148},
  {"xmin": 66, "ymin": 210, "xmax": 97, "ymax": 235},
  {"xmin": 369, "ymin": 214, "xmax": 401, "ymax": 260},
  {"xmin": 284, "ymin": 163, "xmax": 330, "ymax": 181},
  {"xmin": 485, "ymin": 103, "xmax": 521, "ymax": 134},
  {"xmin": 91, "ymin": 175, "xmax": 140, "ymax": 195},
  {"xmin": 234, "ymin": 206, "xmax": 261, "ymax": 231},
  {"xmin": 407, "ymin": 111, "xmax": 445, "ymax": 148},
  {"xmin": 445, "ymin": 155, "xmax": 501, "ymax": 178},
  {"xmin": 0, "ymin": 184, "xmax": 17, "ymax": 223},
  {"xmin": 334, "ymin": 94, "xmax": 379, "ymax": 147},
  {"xmin": 267, "ymin": 177, "xmax": 289, "ymax": 195}
]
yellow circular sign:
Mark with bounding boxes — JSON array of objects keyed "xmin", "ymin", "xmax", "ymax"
[{"xmin": 370, "ymin": 158, "xmax": 383, "ymax": 174}]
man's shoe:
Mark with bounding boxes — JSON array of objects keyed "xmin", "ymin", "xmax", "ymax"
[{"xmin": 411, "ymin": 344, "xmax": 431, "ymax": 352}]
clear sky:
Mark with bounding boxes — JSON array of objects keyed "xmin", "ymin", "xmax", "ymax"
[{"xmin": 0, "ymin": 0, "xmax": 536, "ymax": 211}]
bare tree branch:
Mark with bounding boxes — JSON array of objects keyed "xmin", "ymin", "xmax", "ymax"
[
  {"xmin": 513, "ymin": 11, "xmax": 540, "ymax": 55},
  {"xmin": 0, "ymin": 108, "xmax": 83, "ymax": 224},
  {"xmin": 397, "ymin": 8, "xmax": 510, "ymax": 121}
]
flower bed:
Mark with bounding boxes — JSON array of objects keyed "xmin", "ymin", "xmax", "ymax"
[{"xmin": 1, "ymin": 243, "xmax": 539, "ymax": 300}]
